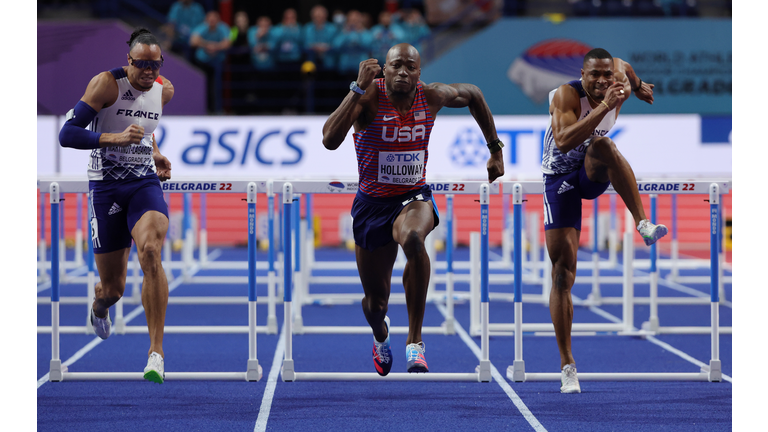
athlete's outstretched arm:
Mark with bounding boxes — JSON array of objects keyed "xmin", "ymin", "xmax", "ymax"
[
  {"xmin": 322, "ymin": 59, "xmax": 379, "ymax": 150},
  {"xmin": 425, "ymin": 82, "xmax": 504, "ymax": 182},
  {"xmin": 613, "ymin": 57, "xmax": 654, "ymax": 105}
]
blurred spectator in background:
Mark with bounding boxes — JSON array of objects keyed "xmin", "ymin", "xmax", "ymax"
[
  {"xmin": 272, "ymin": 8, "xmax": 303, "ymax": 69},
  {"xmin": 333, "ymin": 10, "xmax": 373, "ymax": 79},
  {"xmin": 332, "ymin": 9, "xmax": 346, "ymax": 27},
  {"xmin": 248, "ymin": 16, "xmax": 276, "ymax": 71},
  {"xmin": 361, "ymin": 12, "xmax": 373, "ymax": 29},
  {"xmin": 303, "ymin": 5, "xmax": 338, "ymax": 71},
  {"xmin": 162, "ymin": 0, "xmax": 205, "ymax": 62},
  {"xmin": 229, "ymin": 11, "xmax": 251, "ymax": 66},
  {"xmin": 400, "ymin": 9, "xmax": 431, "ymax": 52},
  {"xmin": 190, "ymin": 10, "xmax": 231, "ymax": 112},
  {"xmin": 370, "ymin": 11, "xmax": 406, "ymax": 65}
]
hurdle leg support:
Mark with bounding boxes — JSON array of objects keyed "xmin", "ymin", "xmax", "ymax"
[
  {"xmin": 49, "ymin": 359, "xmax": 67, "ymax": 382},
  {"xmin": 477, "ymin": 360, "xmax": 492, "ymax": 382}
]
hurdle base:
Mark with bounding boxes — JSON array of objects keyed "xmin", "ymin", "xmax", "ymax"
[
  {"xmin": 49, "ymin": 360, "xmax": 68, "ymax": 382},
  {"xmin": 293, "ymin": 316, "xmax": 304, "ymax": 334},
  {"xmin": 281, "ymin": 359, "xmax": 295, "ymax": 382},
  {"xmin": 586, "ymin": 291, "xmax": 602, "ymax": 304},
  {"xmin": 442, "ymin": 318, "xmax": 456, "ymax": 335},
  {"xmin": 114, "ymin": 316, "xmax": 126, "ymax": 334},
  {"xmin": 706, "ymin": 360, "xmax": 722, "ymax": 382},
  {"xmin": 246, "ymin": 360, "xmax": 262, "ymax": 381},
  {"xmin": 507, "ymin": 360, "xmax": 526, "ymax": 382},
  {"xmin": 641, "ymin": 318, "xmax": 660, "ymax": 334},
  {"xmin": 267, "ymin": 316, "xmax": 279, "ymax": 334},
  {"xmin": 476, "ymin": 360, "xmax": 492, "ymax": 382}
]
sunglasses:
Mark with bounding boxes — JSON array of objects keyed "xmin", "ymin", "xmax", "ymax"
[{"xmin": 129, "ymin": 55, "xmax": 164, "ymax": 71}]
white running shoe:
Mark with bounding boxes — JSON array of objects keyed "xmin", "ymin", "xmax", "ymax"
[
  {"xmin": 143, "ymin": 352, "xmax": 165, "ymax": 384},
  {"xmin": 560, "ymin": 364, "xmax": 581, "ymax": 393},
  {"xmin": 637, "ymin": 219, "xmax": 669, "ymax": 246},
  {"xmin": 89, "ymin": 307, "xmax": 111, "ymax": 340}
]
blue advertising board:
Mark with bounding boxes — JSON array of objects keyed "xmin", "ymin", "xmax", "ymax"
[{"xmin": 422, "ymin": 18, "xmax": 731, "ymax": 115}]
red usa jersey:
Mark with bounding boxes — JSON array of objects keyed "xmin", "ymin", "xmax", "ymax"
[{"xmin": 353, "ymin": 78, "xmax": 434, "ymax": 197}]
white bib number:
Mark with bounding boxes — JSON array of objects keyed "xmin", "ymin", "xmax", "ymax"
[{"xmin": 378, "ymin": 151, "xmax": 425, "ymax": 185}]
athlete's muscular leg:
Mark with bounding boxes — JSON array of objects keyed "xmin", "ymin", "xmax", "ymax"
[
  {"xmin": 131, "ymin": 210, "xmax": 169, "ymax": 358},
  {"xmin": 546, "ymin": 227, "xmax": 580, "ymax": 369},
  {"xmin": 93, "ymin": 248, "xmax": 131, "ymax": 317},
  {"xmin": 392, "ymin": 201, "xmax": 435, "ymax": 345},
  {"xmin": 357, "ymin": 241, "xmax": 399, "ymax": 342},
  {"xmin": 584, "ymin": 136, "xmax": 646, "ymax": 225}
]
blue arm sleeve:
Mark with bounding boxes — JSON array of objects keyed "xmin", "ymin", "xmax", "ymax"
[{"xmin": 58, "ymin": 101, "xmax": 102, "ymax": 150}]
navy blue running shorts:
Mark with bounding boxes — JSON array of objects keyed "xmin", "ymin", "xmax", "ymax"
[
  {"xmin": 88, "ymin": 174, "xmax": 169, "ymax": 254},
  {"xmin": 351, "ymin": 185, "xmax": 440, "ymax": 251},
  {"xmin": 542, "ymin": 164, "xmax": 610, "ymax": 231}
]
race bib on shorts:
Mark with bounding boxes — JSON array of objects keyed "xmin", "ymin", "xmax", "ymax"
[
  {"xmin": 378, "ymin": 151, "xmax": 425, "ymax": 185},
  {"xmin": 105, "ymin": 141, "xmax": 154, "ymax": 167}
]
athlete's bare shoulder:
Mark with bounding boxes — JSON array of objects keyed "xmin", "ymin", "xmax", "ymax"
[
  {"xmin": 81, "ymin": 71, "xmax": 119, "ymax": 110},
  {"xmin": 550, "ymin": 83, "xmax": 580, "ymax": 116},
  {"xmin": 422, "ymin": 81, "xmax": 454, "ymax": 104},
  {"xmin": 159, "ymin": 75, "xmax": 174, "ymax": 106}
]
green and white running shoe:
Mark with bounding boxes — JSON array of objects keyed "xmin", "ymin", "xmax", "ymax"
[
  {"xmin": 144, "ymin": 352, "xmax": 165, "ymax": 384},
  {"xmin": 637, "ymin": 219, "xmax": 668, "ymax": 246}
]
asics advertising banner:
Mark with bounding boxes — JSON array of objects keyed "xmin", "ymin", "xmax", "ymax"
[{"xmin": 39, "ymin": 115, "xmax": 731, "ymax": 179}]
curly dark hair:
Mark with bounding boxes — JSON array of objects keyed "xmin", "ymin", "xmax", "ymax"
[{"xmin": 127, "ymin": 28, "xmax": 160, "ymax": 50}]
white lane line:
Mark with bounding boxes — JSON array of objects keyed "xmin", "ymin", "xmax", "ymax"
[
  {"xmin": 253, "ymin": 325, "xmax": 286, "ymax": 432},
  {"xmin": 37, "ymin": 250, "xmax": 222, "ymax": 388},
  {"xmin": 436, "ymin": 304, "xmax": 547, "ymax": 432}
]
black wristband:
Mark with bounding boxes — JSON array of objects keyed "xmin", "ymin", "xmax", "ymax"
[
  {"xmin": 487, "ymin": 138, "xmax": 504, "ymax": 154},
  {"xmin": 631, "ymin": 79, "xmax": 642, "ymax": 92}
]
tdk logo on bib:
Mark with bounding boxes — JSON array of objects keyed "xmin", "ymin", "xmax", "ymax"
[{"xmin": 378, "ymin": 151, "xmax": 424, "ymax": 185}]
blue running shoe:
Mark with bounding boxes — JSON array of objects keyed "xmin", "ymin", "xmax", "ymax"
[
  {"xmin": 406, "ymin": 342, "xmax": 429, "ymax": 373},
  {"xmin": 637, "ymin": 219, "xmax": 668, "ymax": 246},
  {"xmin": 372, "ymin": 316, "xmax": 392, "ymax": 376},
  {"xmin": 90, "ymin": 306, "xmax": 111, "ymax": 340}
]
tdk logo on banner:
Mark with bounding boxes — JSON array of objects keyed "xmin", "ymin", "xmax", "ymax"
[{"xmin": 449, "ymin": 126, "xmax": 624, "ymax": 167}]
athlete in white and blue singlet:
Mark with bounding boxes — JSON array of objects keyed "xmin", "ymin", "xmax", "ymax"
[
  {"xmin": 59, "ymin": 28, "xmax": 174, "ymax": 384},
  {"xmin": 542, "ymin": 48, "xmax": 667, "ymax": 394},
  {"xmin": 323, "ymin": 44, "xmax": 505, "ymax": 375}
]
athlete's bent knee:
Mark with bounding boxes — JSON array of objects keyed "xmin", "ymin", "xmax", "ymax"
[
  {"xmin": 400, "ymin": 230, "xmax": 425, "ymax": 258},
  {"xmin": 138, "ymin": 242, "xmax": 163, "ymax": 274},
  {"xmin": 364, "ymin": 296, "xmax": 388, "ymax": 316},
  {"xmin": 588, "ymin": 136, "xmax": 618, "ymax": 158}
]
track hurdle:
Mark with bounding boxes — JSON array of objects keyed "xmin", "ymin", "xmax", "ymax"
[
  {"xmin": 256, "ymin": 180, "xmax": 500, "ymax": 337},
  {"xmin": 506, "ymin": 180, "xmax": 727, "ymax": 382},
  {"xmin": 278, "ymin": 181, "xmax": 493, "ymax": 382},
  {"xmin": 39, "ymin": 178, "xmax": 264, "ymax": 382},
  {"xmin": 479, "ymin": 180, "xmax": 731, "ymax": 335}
]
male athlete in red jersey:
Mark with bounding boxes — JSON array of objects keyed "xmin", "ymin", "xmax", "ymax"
[{"xmin": 322, "ymin": 43, "xmax": 504, "ymax": 375}]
